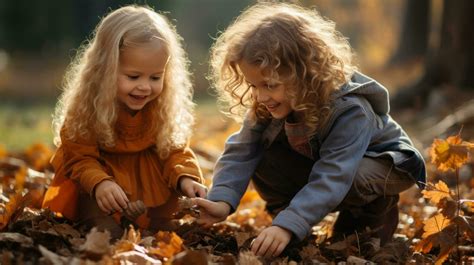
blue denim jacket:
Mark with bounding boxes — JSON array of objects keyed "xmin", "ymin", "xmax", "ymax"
[{"xmin": 207, "ymin": 72, "xmax": 426, "ymax": 241}]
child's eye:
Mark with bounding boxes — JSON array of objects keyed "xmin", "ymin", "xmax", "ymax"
[
  {"xmin": 151, "ymin": 76, "xmax": 161, "ymax": 81},
  {"xmin": 127, "ymin": 75, "xmax": 139, "ymax": 80}
]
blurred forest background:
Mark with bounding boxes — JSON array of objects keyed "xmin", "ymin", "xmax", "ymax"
[
  {"xmin": 1, "ymin": 1, "xmax": 474, "ymax": 263},
  {"xmin": 0, "ymin": 0, "xmax": 473, "ymax": 149}
]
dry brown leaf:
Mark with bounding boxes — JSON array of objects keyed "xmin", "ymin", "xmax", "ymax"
[
  {"xmin": 234, "ymin": 232, "xmax": 252, "ymax": 248},
  {"xmin": 347, "ymin": 255, "xmax": 375, "ymax": 265},
  {"xmin": 170, "ymin": 250, "xmax": 208, "ymax": 265},
  {"xmin": 422, "ymin": 181, "xmax": 453, "ymax": 205},
  {"xmin": 49, "ymin": 223, "xmax": 81, "ymax": 239},
  {"xmin": 238, "ymin": 251, "xmax": 262, "ymax": 265},
  {"xmin": 79, "ymin": 227, "xmax": 111, "ymax": 256}
]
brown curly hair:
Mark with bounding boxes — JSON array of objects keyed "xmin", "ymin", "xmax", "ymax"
[{"xmin": 209, "ymin": 2, "xmax": 357, "ymax": 135}]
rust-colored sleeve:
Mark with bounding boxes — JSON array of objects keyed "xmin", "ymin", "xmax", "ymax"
[
  {"xmin": 53, "ymin": 128, "xmax": 113, "ymax": 196},
  {"xmin": 163, "ymin": 145, "xmax": 203, "ymax": 190}
]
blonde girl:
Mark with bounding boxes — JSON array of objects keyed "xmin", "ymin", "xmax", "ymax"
[
  {"xmin": 194, "ymin": 2, "xmax": 425, "ymax": 258},
  {"xmin": 42, "ymin": 5, "xmax": 206, "ymax": 239}
]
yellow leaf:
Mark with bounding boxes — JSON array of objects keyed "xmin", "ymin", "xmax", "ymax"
[
  {"xmin": 422, "ymin": 213, "xmax": 451, "ymax": 239},
  {"xmin": 422, "ymin": 181, "xmax": 453, "ymax": 205},
  {"xmin": 430, "ymin": 135, "xmax": 470, "ymax": 171}
]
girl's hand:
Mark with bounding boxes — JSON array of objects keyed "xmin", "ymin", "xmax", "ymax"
[
  {"xmin": 179, "ymin": 176, "xmax": 208, "ymax": 198},
  {"xmin": 94, "ymin": 180, "xmax": 129, "ymax": 214},
  {"xmin": 251, "ymin": 226, "xmax": 292, "ymax": 258},
  {"xmin": 192, "ymin": 198, "xmax": 230, "ymax": 227}
]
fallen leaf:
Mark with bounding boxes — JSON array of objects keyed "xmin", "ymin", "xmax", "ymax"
[
  {"xmin": 170, "ymin": 250, "xmax": 208, "ymax": 265},
  {"xmin": 422, "ymin": 181, "xmax": 453, "ymax": 205},
  {"xmin": 0, "ymin": 193, "xmax": 29, "ymax": 230},
  {"xmin": 113, "ymin": 250, "xmax": 162, "ymax": 264},
  {"xmin": 148, "ymin": 231, "xmax": 183, "ymax": 259},
  {"xmin": 79, "ymin": 227, "xmax": 111, "ymax": 258},
  {"xmin": 238, "ymin": 251, "xmax": 262, "ymax": 265},
  {"xmin": 421, "ymin": 213, "xmax": 451, "ymax": 239}
]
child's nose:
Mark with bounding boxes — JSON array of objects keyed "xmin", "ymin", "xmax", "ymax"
[{"xmin": 137, "ymin": 82, "xmax": 152, "ymax": 91}]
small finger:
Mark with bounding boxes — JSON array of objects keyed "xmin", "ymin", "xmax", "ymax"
[
  {"xmin": 265, "ymin": 240, "xmax": 279, "ymax": 258},
  {"xmin": 273, "ymin": 243, "xmax": 286, "ymax": 258},
  {"xmin": 107, "ymin": 194, "xmax": 122, "ymax": 212},
  {"xmin": 100, "ymin": 198, "xmax": 113, "ymax": 214},
  {"xmin": 97, "ymin": 200, "xmax": 108, "ymax": 213},
  {"xmin": 115, "ymin": 193, "xmax": 128, "ymax": 210},
  {"xmin": 251, "ymin": 235, "xmax": 265, "ymax": 254},
  {"xmin": 257, "ymin": 236, "xmax": 273, "ymax": 257}
]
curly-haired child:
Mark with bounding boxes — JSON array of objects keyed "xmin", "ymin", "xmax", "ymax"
[
  {"xmin": 194, "ymin": 2, "xmax": 425, "ymax": 258},
  {"xmin": 42, "ymin": 5, "xmax": 207, "ymax": 239}
]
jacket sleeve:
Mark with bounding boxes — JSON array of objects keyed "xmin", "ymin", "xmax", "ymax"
[
  {"xmin": 163, "ymin": 145, "xmax": 204, "ymax": 190},
  {"xmin": 272, "ymin": 105, "xmax": 375, "ymax": 241},
  {"xmin": 207, "ymin": 117, "xmax": 266, "ymax": 211},
  {"xmin": 54, "ymin": 128, "xmax": 112, "ymax": 196}
]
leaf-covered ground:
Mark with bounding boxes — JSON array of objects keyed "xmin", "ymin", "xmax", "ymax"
[{"xmin": 1, "ymin": 100, "xmax": 474, "ymax": 264}]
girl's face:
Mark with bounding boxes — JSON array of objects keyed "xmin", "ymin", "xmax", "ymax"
[
  {"xmin": 117, "ymin": 43, "xmax": 169, "ymax": 114},
  {"xmin": 238, "ymin": 60, "xmax": 293, "ymax": 119}
]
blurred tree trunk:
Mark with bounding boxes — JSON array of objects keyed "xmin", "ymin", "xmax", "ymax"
[
  {"xmin": 389, "ymin": 0, "xmax": 430, "ymax": 64},
  {"xmin": 391, "ymin": 0, "xmax": 474, "ymax": 109}
]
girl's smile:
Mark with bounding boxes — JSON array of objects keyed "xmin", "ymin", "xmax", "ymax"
[{"xmin": 238, "ymin": 60, "xmax": 293, "ymax": 119}]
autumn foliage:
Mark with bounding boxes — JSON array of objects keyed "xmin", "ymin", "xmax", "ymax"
[{"xmin": 1, "ymin": 132, "xmax": 474, "ymax": 263}]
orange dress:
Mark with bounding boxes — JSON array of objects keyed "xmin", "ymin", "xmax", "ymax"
[{"xmin": 42, "ymin": 107, "xmax": 203, "ymax": 227}]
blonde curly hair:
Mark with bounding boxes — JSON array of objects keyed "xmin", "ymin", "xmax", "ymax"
[
  {"xmin": 209, "ymin": 2, "xmax": 357, "ymax": 134},
  {"xmin": 53, "ymin": 5, "xmax": 195, "ymax": 158}
]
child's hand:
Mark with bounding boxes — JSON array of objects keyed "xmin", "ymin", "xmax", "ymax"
[
  {"xmin": 251, "ymin": 226, "xmax": 292, "ymax": 258},
  {"xmin": 192, "ymin": 198, "xmax": 230, "ymax": 227},
  {"xmin": 94, "ymin": 180, "xmax": 129, "ymax": 214},
  {"xmin": 179, "ymin": 176, "xmax": 208, "ymax": 198}
]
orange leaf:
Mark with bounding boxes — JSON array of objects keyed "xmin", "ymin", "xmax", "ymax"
[
  {"xmin": 422, "ymin": 181, "xmax": 452, "ymax": 205},
  {"xmin": 0, "ymin": 193, "xmax": 28, "ymax": 230},
  {"xmin": 430, "ymin": 135, "xmax": 470, "ymax": 171},
  {"xmin": 148, "ymin": 231, "xmax": 183, "ymax": 259},
  {"xmin": 24, "ymin": 143, "xmax": 53, "ymax": 171},
  {"xmin": 14, "ymin": 166, "xmax": 27, "ymax": 192},
  {"xmin": 421, "ymin": 213, "xmax": 451, "ymax": 239}
]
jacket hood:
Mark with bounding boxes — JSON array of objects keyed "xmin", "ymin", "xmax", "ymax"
[{"xmin": 332, "ymin": 72, "xmax": 390, "ymax": 115}]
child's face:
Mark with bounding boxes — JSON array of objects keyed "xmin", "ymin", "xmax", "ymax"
[
  {"xmin": 117, "ymin": 43, "xmax": 169, "ymax": 113},
  {"xmin": 238, "ymin": 60, "xmax": 292, "ymax": 119}
]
